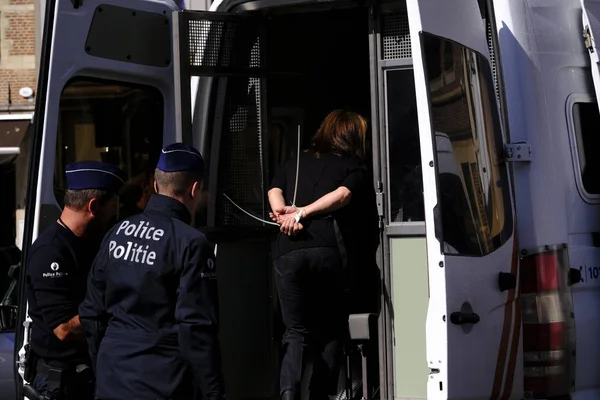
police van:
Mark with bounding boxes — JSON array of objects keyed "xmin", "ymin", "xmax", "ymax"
[{"xmin": 8, "ymin": 0, "xmax": 600, "ymax": 398}]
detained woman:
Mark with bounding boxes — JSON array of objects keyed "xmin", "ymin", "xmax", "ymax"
[{"xmin": 268, "ymin": 110, "xmax": 378, "ymax": 400}]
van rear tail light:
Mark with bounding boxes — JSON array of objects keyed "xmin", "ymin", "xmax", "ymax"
[{"xmin": 519, "ymin": 244, "xmax": 576, "ymax": 399}]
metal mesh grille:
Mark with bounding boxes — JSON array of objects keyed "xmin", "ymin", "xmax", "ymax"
[
  {"xmin": 487, "ymin": 21, "xmax": 500, "ymax": 103},
  {"xmin": 250, "ymin": 40, "xmax": 264, "ymax": 179},
  {"xmin": 382, "ymin": 11, "xmax": 411, "ymax": 60},
  {"xmin": 181, "ymin": 15, "xmax": 266, "ymax": 227},
  {"xmin": 187, "ymin": 18, "xmax": 262, "ymax": 70},
  {"xmin": 215, "ymin": 76, "xmax": 265, "ymax": 226}
]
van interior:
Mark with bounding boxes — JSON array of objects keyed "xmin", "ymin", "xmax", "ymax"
[
  {"xmin": 43, "ymin": 1, "xmax": 422, "ymax": 399},
  {"xmin": 20, "ymin": 0, "xmax": 519, "ymax": 397},
  {"xmin": 201, "ymin": 4, "xmax": 384, "ymax": 400}
]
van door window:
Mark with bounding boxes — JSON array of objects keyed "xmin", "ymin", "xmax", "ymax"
[
  {"xmin": 385, "ymin": 69, "xmax": 423, "ymax": 222},
  {"xmin": 571, "ymin": 101, "xmax": 600, "ymax": 196},
  {"xmin": 422, "ymin": 34, "xmax": 512, "ymax": 256},
  {"xmin": 53, "ymin": 78, "xmax": 164, "ymax": 220}
]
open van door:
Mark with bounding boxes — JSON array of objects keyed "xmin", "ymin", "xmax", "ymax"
[
  {"xmin": 406, "ymin": 1, "xmax": 521, "ymax": 398},
  {"xmin": 15, "ymin": 0, "xmax": 179, "ymax": 397},
  {"xmin": 173, "ymin": 11, "xmax": 278, "ymax": 400}
]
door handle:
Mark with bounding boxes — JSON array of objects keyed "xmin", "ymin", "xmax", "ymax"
[
  {"xmin": 450, "ymin": 312, "xmax": 480, "ymax": 325},
  {"xmin": 498, "ymin": 272, "xmax": 517, "ymax": 292}
]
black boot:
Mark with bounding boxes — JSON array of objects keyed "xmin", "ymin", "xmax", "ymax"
[{"xmin": 281, "ymin": 390, "xmax": 295, "ymax": 400}]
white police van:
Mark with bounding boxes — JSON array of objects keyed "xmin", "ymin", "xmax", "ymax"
[{"xmin": 9, "ymin": 0, "xmax": 600, "ymax": 399}]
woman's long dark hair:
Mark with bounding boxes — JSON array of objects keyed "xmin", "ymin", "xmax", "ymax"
[{"xmin": 309, "ymin": 110, "xmax": 367, "ymax": 160}]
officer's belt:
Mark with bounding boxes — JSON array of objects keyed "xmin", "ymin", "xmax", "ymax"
[
  {"xmin": 106, "ymin": 326, "xmax": 179, "ymax": 345},
  {"xmin": 35, "ymin": 358, "xmax": 92, "ymax": 396},
  {"xmin": 36, "ymin": 358, "xmax": 71, "ymax": 376},
  {"xmin": 35, "ymin": 358, "xmax": 72, "ymax": 395}
]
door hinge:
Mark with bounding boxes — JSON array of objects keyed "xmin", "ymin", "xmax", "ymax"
[
  {"xmin": 504, "ymin": 142, "xmax": 531, "ymax": 162},
  {"xmin": 584, "ymin": 25, "xmax": 594, "ymax": 53},
  {"xmin": 469, "ymin": 54, "xmax": 477, "ymax": 75},
  {"xmin": 376, "ymin": 181, "xmax": 384, "ymax": 229}
]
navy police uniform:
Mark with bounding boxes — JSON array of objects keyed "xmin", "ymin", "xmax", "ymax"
[
  {"xmin": 25, "ymin": 161, "xmax": 124, "ymax": 400},
  {"xmin": 79, "ymin": 143, "xmax": 224, "ymax": 400}
]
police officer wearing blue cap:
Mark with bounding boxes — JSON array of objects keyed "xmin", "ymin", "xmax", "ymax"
[
  {"xmin": 79, "ymin": 143, "xmax": 225, "ymax": 400},
  {"xmin": 25, "ymin": 161, "xmax": 125, "ymax": 400}
]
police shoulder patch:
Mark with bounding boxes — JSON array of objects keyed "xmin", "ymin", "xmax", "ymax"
[
  {"xmin": 201, "ymin": 258, "xmax": 217, "ymax": 279},
  {"xmin": 42, "ymin": 260, "xmax": 69, "ymax": 279}
]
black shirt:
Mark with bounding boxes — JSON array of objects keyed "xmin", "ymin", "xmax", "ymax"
[
  {"xmin": 270, "ymin": 150, "xmax": 377, "ymax": 258},
  {"xmin": 26, "ymin": 221, "xmax": 99, "ymax": 363}
]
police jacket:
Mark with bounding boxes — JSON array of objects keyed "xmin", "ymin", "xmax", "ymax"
[{"xmin": 79, "ymin": 194, "xmax": 223, "ymax": 399}]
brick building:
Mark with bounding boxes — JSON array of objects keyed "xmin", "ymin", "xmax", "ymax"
[
  {"xmin": 0, "ymin": 0, "xmax": 212, "ymax": 114},
  {"xmin": 0, "ymin": 0, "xmax": 36, "ymax": 112},
  {"xmin": 0, "ymin": 0, "xmax": 36, "ymax": 254}
]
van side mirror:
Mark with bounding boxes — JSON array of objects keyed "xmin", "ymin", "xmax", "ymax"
[{"xmin": 0, "ymin": 305, "xmax": 17, "ymax": 331}]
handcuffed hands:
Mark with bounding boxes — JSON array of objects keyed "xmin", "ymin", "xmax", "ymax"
[{"xmin": 269, "ymin": 207, "xmax": 304, "ymax": 236}]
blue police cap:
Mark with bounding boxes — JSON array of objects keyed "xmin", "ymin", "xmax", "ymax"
[
  {"xmin": 65, "ymin": 161, "xmax": 125, "ymax": 194},
  {"xmin": 156, "ymin": 143, "xmax": 205, "ymax": 173}
]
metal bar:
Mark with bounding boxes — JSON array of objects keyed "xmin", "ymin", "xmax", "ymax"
[
  {"xmin": 0, "ymin": 147, "xmax": 20, "ymax": 155},
  {"xmin": 258, "ymin": 23, "xmax": 269, "ymax": 222},
  {"xmin": 173, "ymin": 11, "xmax": 193, "ymax": 143},
  {"xmin": 368, "ymin": 3, "xmax": 395, "ymax": 398},
  {"xmin": 346, "ymin": 347, "xmax": 352, "ymax": 400},
  {"xmin": 361, "ymin": 345, "xmax": 368, "ymax": 400},
  {"xmin": 182, "ymin": 9, "xmax": 261, "ymax": 21},
  {"xmin": 188, "ymin": 66, "xmax": 268, "ymax": 76},
  {"xmin": 206, "ymin": 79, "xmax": 228, "ymax": 228},
  {"xmin": 172, "ymin": 11, "xmax": 184, "ymax": 142},
  {"xmin": 385, "ymin": 223, "xmax": 426, "ymax": 236},
  {"xmin": 380, "ymin": 58, "xmax": 413, "ymax": 69},
  {"xmin": 15, "ymin": 0, "xmax": 58, "ymax": 396}
]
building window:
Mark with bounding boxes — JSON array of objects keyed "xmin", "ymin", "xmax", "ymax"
[
  {"xmin": 422, "ymin": 33, "xmax": 512, "ymax": 257},
  {"xmin": 572, "ymin": 101, "xmax": 600, "ymax": 195},
  {"xmin": 53, "ymin": 78, "xmax": 164, "ymax": 220}
]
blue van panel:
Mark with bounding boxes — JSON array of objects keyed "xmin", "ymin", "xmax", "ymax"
[{"xmin": 0, "ymin": 333, "xmax": 15, "ymax": 399}]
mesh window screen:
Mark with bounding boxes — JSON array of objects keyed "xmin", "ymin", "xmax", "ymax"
[
  {"xmin": 215, "ymin": 75, "xmax": 265, "ymax": 227},
  {"xmin": 382, "ymin": 10, "xmax": 412, "ymax": 60},
  {"xmin": 186, "ymin": 17, "xmax": 263, "ymax": 73},
  {"xmin": 178, "ymin": 13, "xmax": 266, "ymax": 227}
]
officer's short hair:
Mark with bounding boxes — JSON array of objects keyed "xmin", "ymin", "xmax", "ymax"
[
  {"xmin": 153, "ymin": 168, "xmax": 203, "ymax": 197},
  {"xmin": 63, "ymin": 189, "xmax": 114, "ymax": 211}
]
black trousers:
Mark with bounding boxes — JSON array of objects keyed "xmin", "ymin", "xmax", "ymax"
[{"xmin": 274, "ymin": 247, "xmax": 347, "ymax": 398}]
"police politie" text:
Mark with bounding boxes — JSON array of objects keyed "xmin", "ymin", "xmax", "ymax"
[{"xmin": 108, "ymin": 220, "xmax": 164, "ymax": 265}]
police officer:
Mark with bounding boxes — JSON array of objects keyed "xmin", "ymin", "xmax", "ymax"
[
  {"xmin": 79, "ymin": 143, "xmax": 225, "ymax": 400},
  {"xmin": 25, "ymin": 161, "xmax": 125, "ymax": 400}
]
